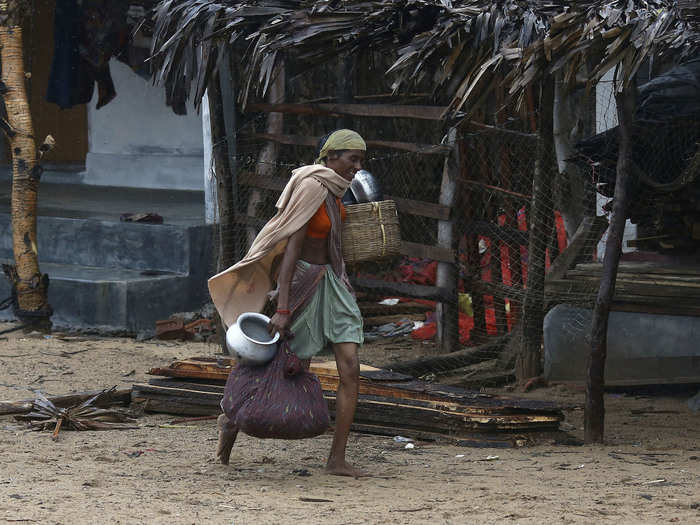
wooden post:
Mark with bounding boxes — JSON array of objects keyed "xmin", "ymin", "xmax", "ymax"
[
  {"xmin": 462, "ymin": 135, "xmax": 487, "ymax": 342},
  {"xmin": 436, "ymin": 128, "xmax": 459, "ymax": 352},
  {"xmin": 246, "ymin": 61, "xmax": 285, "ymax": 247},
  {"xmin": 518, "ymin": 78, "xmax": 555, "ymax": 382},
  {"xmin": 585, "ymin": 84, "xmax": 636, "ymax": 444},
  {"xmin": 218, "ymin": 51, "xmax": 241, "ymax": 262}
]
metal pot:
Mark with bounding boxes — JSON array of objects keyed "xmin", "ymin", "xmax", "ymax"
[
  {"xmin": 350, "ymin": 170, "xmax": 382, "ymax": 203},
  {"xmin": 226, "ymin": 312, "xmax": 279, "ymax": 366}
]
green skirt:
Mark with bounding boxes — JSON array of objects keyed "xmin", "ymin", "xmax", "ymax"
[{"xmin": 289, "ymin": 261, "xmax": 364, "ymax": 359}]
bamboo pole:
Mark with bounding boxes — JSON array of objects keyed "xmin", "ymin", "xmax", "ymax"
[
  {"xmin": 585, "ymin": 84, "xmax": 636, "ymax": 444},
  {"xmin": 0, "ymin": 18, "xmax": 51, "ymax": 329}
]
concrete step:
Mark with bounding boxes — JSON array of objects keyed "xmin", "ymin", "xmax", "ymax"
[
  {"xmin": 0, "ymin": 214, "xmax": 213, "ymax": 275},
  {"xmin": 0, "ymin": 261, "xmax": 208, "ymax": 334}
]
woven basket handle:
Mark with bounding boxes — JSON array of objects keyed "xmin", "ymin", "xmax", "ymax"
[{"xmin": 371, "ymin": 202, "xmax": 387, "ymax": 257}]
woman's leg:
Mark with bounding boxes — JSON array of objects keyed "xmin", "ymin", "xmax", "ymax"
[
  {"xmin": 326, "ymin": 341, "xmax": 367, "ymax": 477},
  {"xmin": 216, "ymin": 413, "xmax": 238, "ymax": 465}
]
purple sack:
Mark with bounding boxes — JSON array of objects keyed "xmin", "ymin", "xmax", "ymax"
[{"xmin": 221, "ymin": 342, "xmax": 330, "ymax": 439}]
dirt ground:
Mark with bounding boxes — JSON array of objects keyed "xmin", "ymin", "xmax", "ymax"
[{"xmin": 0, "ymin": 323, "xmax": 698, "ymax": 525}]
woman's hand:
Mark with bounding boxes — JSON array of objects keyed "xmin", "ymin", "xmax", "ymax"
[{"xmin": 268, "ymin": 311, "xmax": 291, "ymax": 338}]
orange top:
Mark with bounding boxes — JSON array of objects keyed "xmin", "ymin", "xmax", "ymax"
[{"xmin": 306, "ymin": 198, "xmax": 346, "ymax": 239}]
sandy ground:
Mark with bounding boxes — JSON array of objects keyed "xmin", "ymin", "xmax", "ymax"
[{"xmin": 0, "ymin": 324, "xmax": 698, "ymax": 525}]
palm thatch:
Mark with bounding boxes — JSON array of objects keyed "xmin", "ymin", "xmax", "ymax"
[
  {"xmin": 15, "ymin": 387, "xmax": 138, "ymax": 437},
  {"xmin": 149, "ymin": 1, "xmax": 700, "ymax": 115}
]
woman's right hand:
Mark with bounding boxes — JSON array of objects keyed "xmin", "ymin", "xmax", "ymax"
[{"xmin": 268, "ymin": 311, "xmax": 291, "ymax": 338}]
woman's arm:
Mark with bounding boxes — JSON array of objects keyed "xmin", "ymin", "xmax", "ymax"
[{"xmin": 268, "ymin": 224, "xmax": 308, "ymax": 336}]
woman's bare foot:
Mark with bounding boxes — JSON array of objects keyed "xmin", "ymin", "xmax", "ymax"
[
  {"xmin": 325, "ymin": 459, "xmax": 368, "ymax": 478},
  {"xmin": 216, "ymin": 414, "xmax": 238, "ymax": 465}
]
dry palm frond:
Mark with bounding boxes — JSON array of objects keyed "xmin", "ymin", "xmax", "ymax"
[
  {"xmin": 15, "ymin": 387, "xmax": 138, "ymax": 439},
  {"xmin": 149, "ymin": 1, "xmax": 700, "ymax": 115}
]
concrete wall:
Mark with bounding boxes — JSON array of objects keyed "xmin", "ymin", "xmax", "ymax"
[{"xmin": 84, "ymin": 60, "xmax": 204, "ymax": 191}]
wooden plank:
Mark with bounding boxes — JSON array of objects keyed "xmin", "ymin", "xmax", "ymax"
[
  {"xmin": 134, "ymin": 382, "xmax": 561, "ymax": 433},
  {"xmin": 147, "ymin": 358, "xmax": 563, "ymax": 413},
  {"xmin": 325, "ymin": 394, "xmax": 561, "ymax": 432},
  {"xmin": 350, "ymin": 277, "xmax": 453, "ymax": 303},
  {"xmin": 0, "ymin": 388, "xmax": 131, "ymax": 416},
  {"xmin": 387, "ymin": 195, "xmax": 450, "ymax": 221},
  {"xmin": 547, "ymin": 277, "xmax": 700, "ymax": 298},
  {"xmin": 399, "ymin": 241, "xmax": 454, "ymax": 263},
  {"xmin": 574, "ymin": 262, "xmax": 700, "ymax": 277},
  {"xmin": 241, "ymin": 132, "xmax": 450, "ymax": 155},
  {"xmin": 386, "ymin": 337, "xmax": 508, "ymax": 376},
  {"xmin": 547, "ymin": 215, "xmax": 609, "ymax": 281},
  {"xmin": 238, "ymin": 171, "xmax": 286, "ymax": 192},
  {"xmin": 358, "ymin": 301, "xmax": 433, "ymax": 317},
  {"xmin": 236, "ymin": 171, "xmax": 451, "ymax": 221},
  {"xmin": 246, "ymin": 102, "xmax": 448, "ymax": 121}
]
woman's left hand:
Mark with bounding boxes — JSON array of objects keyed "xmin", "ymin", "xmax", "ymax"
[{"xmin": 268, "ymin": 311, "xmax": 291, "ymax": 338}]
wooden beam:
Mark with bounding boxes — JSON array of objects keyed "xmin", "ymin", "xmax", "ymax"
[
  {"xmin": 350, "ymin": 277, "xmax": 453, "ymax": 303},
  {"xmin": 387, "ymin": 337, "xmax": 508, "ymax": 376},
  {"xmin": 237, "ymin": 172, "xmax": 451, "ymax": 221},
  {"xmin": 546, "ymin": 215, "xmax": 609, "ymax": 282},
  {"xmin": 246, "ymin": 102, "xmax": 449, "ymax": 121},
  {"xmin": 399, "ymin": 241, "xmax": 454, "ymax": 263},
  {"xmin": 238, "ymin": 171, "xmax": 285, "ymax": 192},
  {"xmin": 388, "ymin": 195, "xmax": 450, "ymax": 221},
  {"xmin": 240, "ymin": 132, "xmax": 450, "ymax": 155}
]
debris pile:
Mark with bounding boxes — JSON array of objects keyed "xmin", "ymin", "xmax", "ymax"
[
  {"xmin": 14, "ymin": 387, "xmax": 137, "ymax": 440},
  {"xmin": 133, "ymin": 357, "xmax": 565, "ymax": 446}
]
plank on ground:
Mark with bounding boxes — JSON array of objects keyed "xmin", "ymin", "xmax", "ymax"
[
  {"xmin": 147, "ymin": 360, "xmax": 563, "ymax": 413},
  {"xmin": 133, "ymin": 382, "xmax": 561, "ymax": 433}
]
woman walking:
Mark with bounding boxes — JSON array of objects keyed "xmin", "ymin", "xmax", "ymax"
[{"xmin": 209, "ymin": 129, "xmax": 367, "ymax": 477}]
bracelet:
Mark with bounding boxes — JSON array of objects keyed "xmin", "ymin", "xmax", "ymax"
[{"xmin": 276, "ymin": 309, "xmax": 290, "ymax": 315}]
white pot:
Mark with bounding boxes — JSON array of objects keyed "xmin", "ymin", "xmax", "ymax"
[{"xmin": 226, "ymin": 312, "xmax": 280, "ymax": 366}]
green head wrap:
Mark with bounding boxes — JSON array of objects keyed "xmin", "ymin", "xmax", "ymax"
[{"xmin": 315, "ymin": 129, "xmax": 366, "ymax": 165}]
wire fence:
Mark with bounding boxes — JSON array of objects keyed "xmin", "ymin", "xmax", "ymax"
[{"xmin": 207, "ymin": 61, "xmax": 700, "ymax": 387}]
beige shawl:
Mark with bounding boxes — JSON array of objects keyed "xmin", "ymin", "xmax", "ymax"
[{"xmin": 208, "ymin": 165, "xmax": 351, "ymax": 327}]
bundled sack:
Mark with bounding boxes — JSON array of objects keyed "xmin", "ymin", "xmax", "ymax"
[{"xmin": 221, "ymin": 341, "xmax": 330, "ymax": 439}]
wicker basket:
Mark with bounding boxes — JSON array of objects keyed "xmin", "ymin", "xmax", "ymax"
[{"xmin": 342, "ymin": 200, "xmax": 401, "ymax": 264}]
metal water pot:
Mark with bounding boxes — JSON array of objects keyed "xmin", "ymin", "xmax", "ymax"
[
  {"xmin": 350, "ymin": 170, "xmax": 382, "ymax": 203},
  {"xmin": 226, "ymin": 312, "xmax": 280, "ymax": 366}
]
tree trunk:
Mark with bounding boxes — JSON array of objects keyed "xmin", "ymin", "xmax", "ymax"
[
  {"xmin": 0, "ymin": 23, "xmax": 51, "ymax": 329},
  {"xmin": 584, "ymin": 85, "xmax": 636, "ymax": 444},
  {"xmin": 517, "ymin": 79, "xmax": 555, "ymax": 382},
  {"xmin": 207, "ymin": 73, "xmax": 235, "ymax": 273}
]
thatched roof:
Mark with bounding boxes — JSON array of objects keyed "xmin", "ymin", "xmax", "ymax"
[{"xmin": 149, "ymin": 1, "xmax": 700, "ymax": 115}]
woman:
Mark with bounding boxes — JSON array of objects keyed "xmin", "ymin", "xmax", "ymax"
[{"xmin": 208, "ymin": 129, "xmax": 367, "ymax": 478}]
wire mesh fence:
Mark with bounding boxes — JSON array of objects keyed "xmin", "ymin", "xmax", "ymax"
[{"xmin": 206, "ymin": 61, "xmax": 700, "ymax": 387}]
